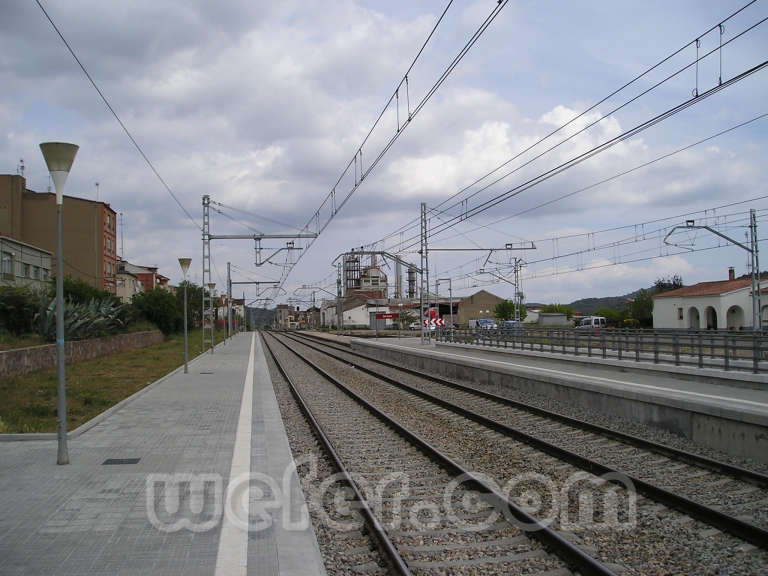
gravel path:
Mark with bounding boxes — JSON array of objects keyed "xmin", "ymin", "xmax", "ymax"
[
  {"xmin": 278, "ymin": 332, "xmax": 768, "ymax": 575},
  {"xmin": 265, "ymin": 333, "xmax": 573, "ymax": 576}
]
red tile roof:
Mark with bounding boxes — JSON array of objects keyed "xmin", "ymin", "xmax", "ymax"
[{"xmin": 652, "ymin": 278, "xmax": 760, "ymax": 298}]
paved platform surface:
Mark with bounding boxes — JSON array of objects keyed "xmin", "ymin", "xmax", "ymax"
[
  {"xmin": 351, "ymin": 336, "xmax": 768, "ymax": 426},
  {"xmin": 0, "ymin": 332, "xmax": 325, "ymax": 576}
]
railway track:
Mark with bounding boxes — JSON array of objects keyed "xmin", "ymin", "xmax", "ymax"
[
  {"xmin": 263, "ymin": 332, "xmax": 613, "ymax": 576},
  {"xmin": 268, "ymin": 331, "xmax": 768, "ymax": 575},
  {"xmin": 290, "ymin": 332, "xmax": 768, "ymax": 487}
]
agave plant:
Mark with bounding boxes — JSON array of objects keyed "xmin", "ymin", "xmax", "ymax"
[{"xmin": 36, "ymin": 297, "xmax": 128, "ymax": 342}]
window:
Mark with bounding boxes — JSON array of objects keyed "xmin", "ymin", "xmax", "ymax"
[
  {"xmin": 1, "ymin": 252, "xmax": 12, "ymax": 276},
  {"xmin": 678, "ymin": 307, "xmax": 683, "ymax": 320},
  {"xmin": 41, "ymin": 269, "xmax": 48, "ymax": 281},
  {"xmin": 23, "ymin": 263, "xmax": 30, "ymax": 277}
]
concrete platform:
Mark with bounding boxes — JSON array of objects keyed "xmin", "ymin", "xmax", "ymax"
[
  {"xmin": 350, "ymin": 337, "xmax": 768, "ymax": 464},
  {"xmin": 0, "ymin": 332, "xmax": 326, "ymax": 576}
]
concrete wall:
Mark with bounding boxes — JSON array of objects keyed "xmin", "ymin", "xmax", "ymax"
[
  {"xmin": 352, "ymin": 340, "xmax": 768, "ymax": 464},
  {"xmin": 0, "ymin": 330, "xmax": 163, "ymax": 378}
]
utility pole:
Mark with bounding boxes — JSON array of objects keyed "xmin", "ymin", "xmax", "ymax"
[
  {"xmin": 665, "ymin": 215, "xmax": 762, "ymax": 330},
  {"xmin": 336, "ymin": 263, "xmax": 343, "ymax": 335},
  {"xmin": 513, "ymin": 258, "xmax": 524, "ymax": 323},
  {"xmin": 227, "ymin": 262, "xmax": 232, "ymax": 340},
  {"xmin": 202, "ymin": 195, "xmax": 211, "ymax": 353},
  {"xmin": 750, "ymin": 209, "xmax": 762, "ymax": 331},
  {"xmin": 420, "ymin": 202, "xmax": 428, "ymax": 344}
]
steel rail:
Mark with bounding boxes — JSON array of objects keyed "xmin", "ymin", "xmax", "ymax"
[
  {"xmin": 261, "ymin": 333, "xmax": 412, "ymax": 576},
  {"xmin": 283, "ymin": 332, "xmax": 768, "ymax": 549},
  {"xmin": 266, "ymin": 332, "xmax": 617, "ymax": 576},
  {"xmin": 290, "ymin": 331, "xmax": 768, "ymax": 487}
]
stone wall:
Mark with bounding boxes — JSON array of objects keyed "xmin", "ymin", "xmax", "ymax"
[{"xmin": 0, "ymin": 330, "xmax": 164, "ymax": 378}]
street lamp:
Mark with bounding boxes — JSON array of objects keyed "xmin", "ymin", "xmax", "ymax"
[
  {"xmin": 208, "ymin": 282, "xmax": 216, "ymax": 353},
  {"xmin": 40, "ymin": 141, "xmax": 79, "ymax": 466},
  {"xmin": 178, "ymin": 258, "xmax": 191, "ymax": 373}
]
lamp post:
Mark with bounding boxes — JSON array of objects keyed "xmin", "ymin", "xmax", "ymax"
[
  {"xmin": 40, "ymin": 142, "xmax": 79, "ymax": 466},
  {"xmin": 178, "ymin": 258, "xmax": 191, "ymax": 373},
  {"xmin": 207, "ymin": 282, "xmax": 216, "ymax": 353}
]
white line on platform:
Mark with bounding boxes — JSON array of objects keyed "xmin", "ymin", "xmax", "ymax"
[
  {"xmin": 376, "ymin": 342, "xmax": 768, "ymax": 410},
  {"xmin": 215, "ymin": 334, "xmax": 255, "ymax": 576}
]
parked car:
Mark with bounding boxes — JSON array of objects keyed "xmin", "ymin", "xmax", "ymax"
[
  {"xmin": 575, "ymin": 316, "xmax": 607, "ymax": 330},
  {"xmin": 501, "ymin": 320, "xmax": 523, "ymax": 332},
  {"xmin": 470, "ymin": 318, "xmax": 497, "ymax": 330}
]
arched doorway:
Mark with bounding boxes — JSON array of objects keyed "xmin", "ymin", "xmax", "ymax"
[
  {"xmin": 705, "ymin": 306, "xmax": 718, "ymax": 330},
  {"xmin": 726, "ymin": 305, "xmax": 744, "ymax": 330},
  {"xmin": 687, "ymin": 307, "xmax": 700, "ymax": 329}
]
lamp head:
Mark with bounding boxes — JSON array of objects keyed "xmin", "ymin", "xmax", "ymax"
[
  {"xmin": 208, "ymin": 282, "xmax": 216, "ymax": 290},
  {"xmin": 178, "ymin": 257, "xmax": 191, "ymax": 277},
  {"xmin": 39, "ymin": 142, "xmax": 79, "ymax": 205}
]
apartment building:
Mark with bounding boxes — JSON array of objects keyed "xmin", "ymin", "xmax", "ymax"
[{"xmin": 0, "ymin": 174, "xmax": 117, "ymax": 294}]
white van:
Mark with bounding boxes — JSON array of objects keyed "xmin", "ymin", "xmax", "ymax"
[{"xmin": 576, "ymin": 316, "xmax": 606, "ymax": 330}]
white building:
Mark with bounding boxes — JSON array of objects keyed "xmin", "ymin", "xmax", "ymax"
[{"xmin": 652, "ymin": 273, "xmax": 766, "ymax": 330}]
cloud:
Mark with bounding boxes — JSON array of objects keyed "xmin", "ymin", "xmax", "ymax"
[{"xmin": 1, "ymin": 0, "xmax": 766, "ymax": 306}]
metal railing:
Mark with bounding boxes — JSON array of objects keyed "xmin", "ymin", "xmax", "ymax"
[{"xmin": 436, "ymin": 327, "xmax": 768, "ymax": 374}]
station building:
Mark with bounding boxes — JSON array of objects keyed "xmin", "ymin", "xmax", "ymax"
[{"xmin": 652, "ymin": 267, "xmax": 768, "ymax": 330}]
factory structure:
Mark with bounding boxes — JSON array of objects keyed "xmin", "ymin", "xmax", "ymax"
[{"xmin": 298, "ymin": 249, "xmax": 503, "ymax": 331}]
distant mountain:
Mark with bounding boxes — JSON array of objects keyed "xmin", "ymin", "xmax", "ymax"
[
  {"xmin": 246, "ymin": 306, "xmax": 274, "ymax": 328},
  {"xmin": 567, "ymin": 290, "xmax": 642, "ymax": 316}
]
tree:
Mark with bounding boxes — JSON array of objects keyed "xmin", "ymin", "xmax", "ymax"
[
  {"xmin": 626, "ymin": 289, "xmax": 654, "ymax": 327},
  {"xmin": 175, "ymin": 281, "xmax": 205, "ymax": 328},
  {"xmin": 133, "ymin": 288, "xmax": 182, "ymax": 335},
  {"xmin": 0, "ymin": 286, "xmax": 42, "ymax": 335},
  {"xmin": 594, "ymin": 306, "xmax": 625, "ymax": 326},
  {"xmin": 494, "ymin": 300, "xmax": 527, "ymax": 322},
  {"xmin": 654, "ymin": 274, "xmax": 683, "ymax": 294},
  {"xmin": 540, "ymin": 303, "xmax": 574, "ymax": 319},
  {"xmin": 49, "ymin": 276, "xmax": 116, "ymax": 305}
]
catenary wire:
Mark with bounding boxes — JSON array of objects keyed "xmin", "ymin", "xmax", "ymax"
[
  {"xmin": 367, "ymin": 2, "xmax": 763, "ymax": 252},
  {"xmin": 35, "ymin": 0, "xmax": 202, "ymax": 231}
]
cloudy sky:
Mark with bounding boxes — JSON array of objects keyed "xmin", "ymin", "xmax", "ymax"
[{"xmin": 2, "ymin": 0, "xmax": 767, "ymax": 306}]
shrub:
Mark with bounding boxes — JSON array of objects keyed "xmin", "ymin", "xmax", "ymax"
[
  {"xmin": 132, "ymin": 288, "xmax": 182, "ymax": 335},
  {"xmin": 49, "ymin": 276, "xmax": 116, "ymax": 305},
  {"xmin": 36, "ymin": 297, "xmax": 129, "ymax": 341},
  {"xmin": 540, "ymin": 303, "xmax": 574, "ymax": 319},
  {"xmin": 0, "ymin": 286, "xmax": 42, "ymax": 335}
]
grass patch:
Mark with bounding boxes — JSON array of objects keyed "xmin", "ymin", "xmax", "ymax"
[{"xmin": 0, "ymin": 328, "xmax": 228, "ymax": 434}]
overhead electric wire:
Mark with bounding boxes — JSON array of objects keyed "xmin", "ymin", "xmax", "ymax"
[
  {"xmin": 391, "ymin": 55, "xmax": 768, "ymax": 255},
  {"xmin": 35, "ymin": 0, "xmax": 201, "ymax": 231},
  {"xmin": 211, "ymin": 201, "xmax": 302, "ymax": 232},
  {"xmin": 428, "ymin": 10, "xmax": 768, "ymax": 221},
  {"xmin": 369, "ymin": 2, "xmax": 762, "ymax": 252},
  {"xmin": 212, "ymin": 206, "xmax": 262, "ymax": 234},
  {"xmin": 434, "ymin": 202, "xmax": 768, "ymax": 283},
  {"xmin": 275, "ymin": 0, "xmax": 509, "ymax": 291},
  {"xmin": 430, "ymin": 111, "xmax": 768, "ymax": 245}
]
